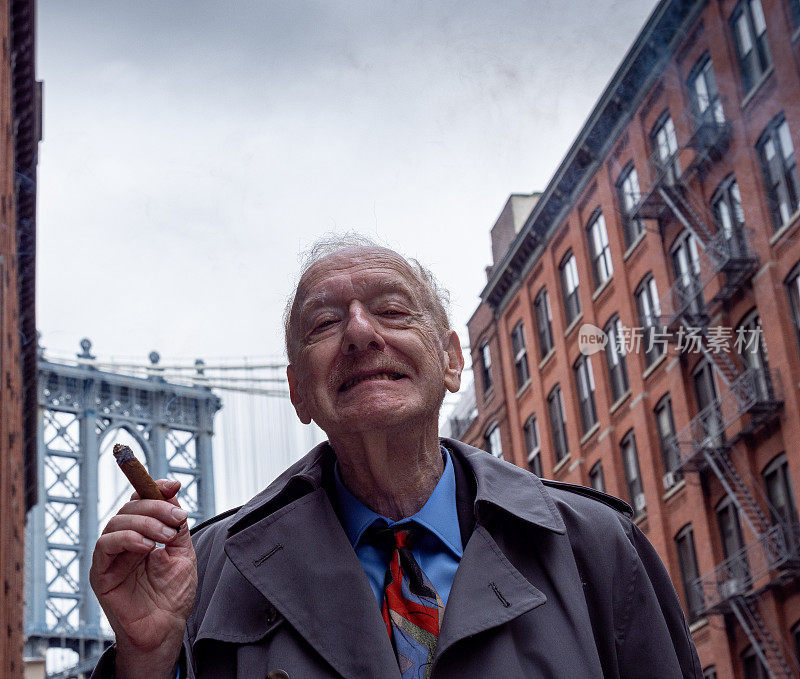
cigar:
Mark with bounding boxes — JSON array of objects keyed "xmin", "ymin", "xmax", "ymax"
[{"xmin": 112, "ymin": 443, "xmax": 166, "ymax": 501}]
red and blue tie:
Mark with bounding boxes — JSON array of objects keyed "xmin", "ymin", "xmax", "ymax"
[{"xmin": 369, "ymin": 525, "xmax": 445, "ymax": 679}]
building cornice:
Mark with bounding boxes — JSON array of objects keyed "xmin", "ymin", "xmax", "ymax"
[{"xmin": 481, "ymin": 0, "xmax": 705, "ymax": 315}]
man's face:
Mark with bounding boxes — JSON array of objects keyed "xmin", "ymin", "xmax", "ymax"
[{"xmin": 286, "ymin": 248, "xmax": 462, "ymax": 437}]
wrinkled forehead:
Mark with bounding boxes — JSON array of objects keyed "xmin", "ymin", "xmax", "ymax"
[{"xmin": 294, "ymin": 247, "xmax": 424, "ymax": 312}]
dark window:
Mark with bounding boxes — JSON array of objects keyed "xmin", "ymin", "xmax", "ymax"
[
  {"xmin": 524, "ymin": 414, "xmax": 542, "ymax": 476},
  {"xmin": 635, "ymin": 274, "xmax": 665, "ymax": 367},
  {"xmin": 688, "ymin": 54, "xmax": 724, "ymax": 127},
  {"xmin": 671, "ymin": 232, "xmax": 705, "ymax": 321},
  {"xmin": 574, "ymin": 355, "xmax": 598, "ymax": 434},
  {"xmin": 655, "ymin": 394, "xmax": 683, "ymax": 488},
  {"xmin": 757, "ymin": 115, "xmax": 800, "ymax": 231},
  {"xmin": 675, "ymin": 524, "xmax": 703, "ymax": 623},
  {"xmin": 617, "ymin": 164, "xmax": 645, "ymax": 248},
  {"xmin": 548, "ymin": 384, "xmax": 569, "ymax": 462},
  {"xmin": 712, "ymin": 176, "xmax": 748, "ymax": 259},
  {"xmin": 737, "ymin": 311, "xmax": 772, "ymax": 401},
  {"xmin": 763, "ymin": 454, "xmax": 799, "ymax": 526},
  {"xmin": 730, "ymin": 0, "xmax": 771, "ymax": 94},
  {"xmin": 604, "ymin": 315, "xmax": 629, "ymax": 402},
  {"xmin": 586, "ymin": 210, "xmax": 613, "ymax": 288},
  {"xmin": 741, "ymin": 646, "xmax": 769, "ymax": 679},
  {"xmin": 693, "ymin": 361, "xmax": 724, "ymax": 449},
  {"xmin": 511, "ymin": 321, "xmax": 530, "ymax": 390},
  {"xmin": 717, "ymin": 497, "xmax": 750, "ymax": 586},
  {"xmin": 534, "ymin": 287, "xmax": 554, "ymax": 359},
  {"xmin": 621, "ymin": 431, "xmax": 645, "ymax": 516},
  {"xmin": 560, "ymin": 252, "xmax": 581, "ymax": 325},
  {"xmin": 791, "ymin": 0, "xmax": 800, "ymax": 28},
  {"xmin": 479, "ymin": 341, "xmax": 493, "ymax": 395},
  {"xmin": 793, "ymin": 620, "xmax": 800, "ymax": 670},
  {"xmin": 650, "ymin": 111, "xmax": 680, "ymax": 185},
  {"xmin": 589, "ymin": 461, "xmax": 605, "ymax": 492},
  {"xmin": 485, "ymin": 423, "xmax": 503, "ymax": 460},
  {"xmin": 787, "ymin": 265, "xmax": 800, "ymax": 356}
]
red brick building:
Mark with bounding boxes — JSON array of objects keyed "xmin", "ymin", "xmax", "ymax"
[
  {"xmin": 458, "ymin": 0, "xmax": 800, "ymax": 676},
  {"xmin": 1, "ymin": 1, "xmax": 39, "ymax": 677}
]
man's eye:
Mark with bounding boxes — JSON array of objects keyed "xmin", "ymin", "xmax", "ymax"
[{"xmin": 314, "ymin": 319, "xmax": 337, "ymax": 331}]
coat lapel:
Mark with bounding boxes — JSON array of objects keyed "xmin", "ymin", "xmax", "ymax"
[
  {"xmin": 224, "ymin": 487, "xmax": 400, "ymax": 679},
  {"xmin": 434, "ymin": 524, "xmax": 547, "ymax": 662}
]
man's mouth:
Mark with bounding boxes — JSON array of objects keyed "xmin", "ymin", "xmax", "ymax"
[{"xmin": 339, "ymin": 372, "xmax": 407, "ymax": 392}]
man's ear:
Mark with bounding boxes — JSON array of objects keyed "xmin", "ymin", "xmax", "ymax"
[
  {"xmin": 287, "ymin": 364, "xmax": 312, "ymax": 425},
  {"xmin": 442, "ymin": 330, "xmax": 464, "ymax": 394}
]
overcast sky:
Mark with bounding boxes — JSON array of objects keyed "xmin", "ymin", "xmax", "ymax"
[{"xmin": 36, "ymin": 0, "xmax": 659, "ymax": 363}]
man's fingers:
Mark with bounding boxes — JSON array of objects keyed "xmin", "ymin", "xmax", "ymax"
[
  {"xmin": 113, "ymin": 498, "xmax": 188, "ymax": 529},
  {"xmin": 101, "ymin": 514, "xmax": 182, "ymax": 544},
  {"xmin": 128, "ymin": 478, "xmax": 181, "ymax": 502},
  {"xmin": 92, "ymin": 529, "xmax": 155, "ymax": 573}
]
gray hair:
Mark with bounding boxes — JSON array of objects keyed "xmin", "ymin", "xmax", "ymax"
[{"xmin": 284, "ymin": 232, "xmax": 452, "ymax": 361}]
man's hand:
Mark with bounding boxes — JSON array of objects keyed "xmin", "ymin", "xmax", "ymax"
[{"xmin": 90, "ymin": 479, "xmax": 197, "ymax": 679}]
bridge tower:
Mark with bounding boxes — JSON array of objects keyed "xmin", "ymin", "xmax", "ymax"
[{"xmin": 24, "ymin": 339, "xmax": 221, "ymax": 677}]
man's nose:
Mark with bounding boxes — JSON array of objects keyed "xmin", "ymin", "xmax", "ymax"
[{"xmin": 341, "ymin": 303, "xmax": 386, "ymax": 354}]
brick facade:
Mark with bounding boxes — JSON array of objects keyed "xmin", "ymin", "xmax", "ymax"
[
  {"xmin": 460, "ymin": 0, "xmax": 800, "ymax": 675},
  {"xmin": 1, "ymin": 0, "xmax": 38, "ymax": 677}
]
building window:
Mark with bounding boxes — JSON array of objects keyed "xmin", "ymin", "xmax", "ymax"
[
  {"xmin": 787, "ymin": 265, "xmax": 800, "ymax": 357},
  {"xmin": 485, "ymin": 423, "xmax": 503, "ymax": 459},
  {"xmin": 671, "ymin": 231, "xmax": 704, "ymax": 322},
  {"xmin": 757, "ymin": 114, "xmax": 800, "ymax": 231},
  {"xmin": 741, "ymin": 646, "xmax": 768, "ymax": 679},
  {"xmin": 675, "ymin": 524, "xmax": 703, "ymax": 623},
  {"xmin": 693, "ymin": 360, "xmax": 724, "ymax": 449},
  {"xmin": 717, "ymin": 496, "xmax": 749, "ymax": 584},
  {"xmin": 650, "ymin": 111, "xmax": 680, "ymax": 185},
  {"xmin": 589, "ymin": 461, "xmax": 605, "ymax": 492},
  {"xmin": 524, "ymin": 414, "xmax": 542, "ymax": 476},
  {"xmin": 479, "ymin": 341, "xmax": 493, "ymax": 396},
  {"xmin": 534, "ymin": 287, "xmax": 554, "ymax": 359},
  {"xmin": 635, "ymin": 274, "xmax": 665, "ymax": 367},
  {"xmin": 586, "ymin": 210, "xmax": 613, "ymax": 288},
  {"xmin": 791, "ymin": 0, "xmax": 800, "ymax": 28},
  {"xmin": 737, "ymin": 311, "xmax": 772, "ymax": 402},
  {"xmin": 617, "ymin": 164, "xmax": 645, "ymax": 248},
  {"xmin": 763, "ymin": 453, "xmax": 799, "ymax": 526},
  {"xmin": 574, "ymin": 355, "xmax": 598, "ymax": 435},
  {"xmin": 547, "ymin": 384, "xmax": 569, "ymax": 463},
  {"xmin": 712, "ymin": 175, "xmax": 748, "ymax": 259},
  {"xmin": 793, "ymin": 620, "xmax": 800, "ymax": 670},
  {"xmin": 604, "ymin": 314, "xmax": 629, "ymax": 402},
  {"xmin": 730, "ymin": 0, "xmax": 771, "ymax": 94},
  {"xmin": 688, "ymin": 53, "xmax": 724, "ymax": 127},
  {"xmin": 560, "ymin": 251, "xmax": 581, "ymax": 326},
  {"xmin": 621, "ymin": 431, "xmax": 645, "ymax": 516},
  {"xmin": 511, "ymin": 321, "xmax": 530, "ymax": 390},
  {"xmin": 655, "ymin": 394, "xmax": 682, "ymax": 489}
]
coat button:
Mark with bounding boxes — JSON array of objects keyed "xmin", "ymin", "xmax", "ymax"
[
  {"xmin": 267, "ymin": 671, "xmax": 289, "ymax": 679},
  {"xmin": 265, "ymin": 605, "xmax": 277, "ymax": 624}
]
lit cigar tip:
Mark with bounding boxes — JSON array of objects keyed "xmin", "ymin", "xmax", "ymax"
[{"xmin": 113, "ymin": 443, "xmax": 135, "ymax": 463}]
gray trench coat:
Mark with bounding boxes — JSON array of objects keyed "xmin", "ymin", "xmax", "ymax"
[{"xmin": 91, "ymin": 438, "xmax": 701, "ymax": 679}]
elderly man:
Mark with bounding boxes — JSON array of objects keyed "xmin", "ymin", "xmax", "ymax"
[{"xmin": 90, "ymin": 240, "xmax": 702, "ymax": 679}]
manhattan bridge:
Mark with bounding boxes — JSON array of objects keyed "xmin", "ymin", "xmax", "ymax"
[{"xmin": 24, "ymin": 337, "xmax": 469, "ymax": 678}]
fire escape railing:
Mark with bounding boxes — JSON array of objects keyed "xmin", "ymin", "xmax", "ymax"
[{"xmin": 630, "ymin": 99, "xmax": 799, "ymax": 677}]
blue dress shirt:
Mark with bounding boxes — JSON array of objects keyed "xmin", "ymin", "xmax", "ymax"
[{"xmin": 334, "ymin": 447, "xmax": 463, "ymax": 606}]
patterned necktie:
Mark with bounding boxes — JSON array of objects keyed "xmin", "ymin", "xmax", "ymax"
[{"xmin": 366, "ymin": 523, "xmax": 445, "ymax": 679}]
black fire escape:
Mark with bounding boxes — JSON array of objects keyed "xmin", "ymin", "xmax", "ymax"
[{"xmin": 630, "ymin": 103, "xmax": 799, "ymax": 678}]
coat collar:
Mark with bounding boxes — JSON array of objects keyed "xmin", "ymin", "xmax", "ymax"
[
  {"xmin": 225, "ymin": 437, "xmax": 566, "ymax": 538},
  {"xmin": 208, "ymin": 438, "xmax": 565, "ymax": 679}
]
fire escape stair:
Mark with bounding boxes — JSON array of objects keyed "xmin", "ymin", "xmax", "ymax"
[{"xmin": 730, "ymin": 595, "xmax": 798, "ymax": 679}]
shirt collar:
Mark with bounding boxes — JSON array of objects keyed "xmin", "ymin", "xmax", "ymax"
[{"xmin": 333, "ymin": 446, "xmax": 463, "ymax": 559}]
